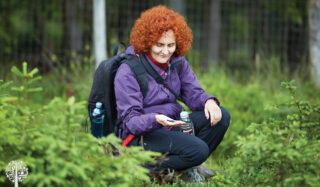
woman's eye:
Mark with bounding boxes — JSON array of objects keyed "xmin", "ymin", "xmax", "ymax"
[
  {"xmin": 157, "ymin": 43, "xmax": 163, "ymax": 47},
  {"xmin": 168, "ymin": 44, "xmax": 175, "ymax": 47}
]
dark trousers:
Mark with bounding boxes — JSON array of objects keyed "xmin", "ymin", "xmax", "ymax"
[{"xmin": 128, "ymin": 106, "xmax": 230, "ymax": 171}]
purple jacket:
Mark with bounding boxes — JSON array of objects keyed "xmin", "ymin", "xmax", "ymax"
[{"xmin": 114, "ymin": 46, "xmax": 217, "ymax": 139}]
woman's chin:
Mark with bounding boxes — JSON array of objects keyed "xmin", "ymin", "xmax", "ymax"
[{"xmin": 157, "ymin": 58, "xmax": 169, "ymax": 63}]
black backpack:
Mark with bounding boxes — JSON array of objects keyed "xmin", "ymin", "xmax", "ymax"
[{"xmin": 88, "ymin": 46, "xmax": 183, "ymax": 138}]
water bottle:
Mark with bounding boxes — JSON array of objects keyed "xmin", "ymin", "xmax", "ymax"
[
  {"xmin": 91, "ymin": 102, "xmax": 104, "ymax": 138},
  {"xmin": 179, "ymin": 111, "xmax": 195, "ymax": 135},
  {"xmin": 180, "ymin": 111, "xmax": 203, "ymax": 182}
]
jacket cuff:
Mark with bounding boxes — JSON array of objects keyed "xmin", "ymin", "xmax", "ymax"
[
  {"xmin": 212, "ymin": 96, "xmax": 220, "ymax": 106},
  {"xmin": 148, "ymin": 113, "xmax": 163, "ymax": 129},
  {"xmin": 203, "ymin": 96, "xmax": 220, "ymax": 107}
]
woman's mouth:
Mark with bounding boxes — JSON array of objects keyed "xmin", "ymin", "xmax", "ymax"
[{"xmin": 159, "ymin": 55, "xmax": 169, "ymax": 58}]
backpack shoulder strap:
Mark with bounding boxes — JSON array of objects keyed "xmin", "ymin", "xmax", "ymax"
[
  {"xmin": 169, "ymin": 59, "xmax": 183, "ymax": 75},
  {"xmin": 140, "ymin": 54, "xmax": 185, "ymax": 103},
  {"xmin": 122, "ymin": 55, "xmax": 149, "ymax": 98}
]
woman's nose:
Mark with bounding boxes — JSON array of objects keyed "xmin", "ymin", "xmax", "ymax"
[{"xmin": 162, "ymin": 46, "xmax": 169, "ymax": 55}]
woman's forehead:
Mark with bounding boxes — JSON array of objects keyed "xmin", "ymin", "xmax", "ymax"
[{"xmin": 157, "ymin": 30, "xmax": 175, "ymax": 43}]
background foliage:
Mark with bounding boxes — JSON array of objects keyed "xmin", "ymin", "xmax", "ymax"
[
  {"xmin": 0, "ymin": 0, "xmax": 319, "ymax": 186},
  {"xmin": 0, "ymin": 0, "xmax": 309, "ymax": 75},
  {"xmin": 1, "ymin": 58, "xmax": 319, "ymax": 186},
  {"xmin": 0, "ymin": 63, "xmax": 159, "ymax": 187},
  {"xmin": 225, "ymin": 81, "xmax": 320, "ymax": 186}
]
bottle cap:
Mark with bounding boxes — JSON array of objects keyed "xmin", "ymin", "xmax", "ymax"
[
  {"xmin": 96, "ymin": 102, "xmax": 102, "ymax": 108},
  {"xmin": 180, "ymin": 111, "xmax": 189, "ymax": 119},
  {"xmin": 92, "ymin": 108, "xmax": 100, "ymax": 117}
]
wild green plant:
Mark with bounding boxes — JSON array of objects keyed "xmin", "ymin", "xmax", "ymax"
[
  {"xmin": 0, "ymin": 62, "xmax": 159, "ymax": 186},
  {"xmin": 227, "ymin": 80, "xmax": 320, "ymax": 186},
  {"xmin": 198, "ymin": 71, "xmax": 284, "ymax": 160},
  {"xmin": 10, "ymin": 62, "xmax": 43, "ymax": 100}
]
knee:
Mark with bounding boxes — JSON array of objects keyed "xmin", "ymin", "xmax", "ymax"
[
  {"xmin": 219, "ymin": 106, "xmax": 231, "ymax": 129},
  {"xmin": 196, "ymin": 145, "xmax": 210, "ymax": 165},
  {"xmin": 184, "ymin": 141, "xmax": 209, "ymax": 166}
]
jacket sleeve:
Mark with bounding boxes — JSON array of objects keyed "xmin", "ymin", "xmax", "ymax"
[
  {"xmin": 114, "ymin": 63, "xmax": 162, "ymax": 136},
  {"xmin": 179, "ymin": 57, "xmax": 219, "ymax": 111},
  {"xmin": 144, "ymin": 103, "xmax": 182, "ymax": 120}
]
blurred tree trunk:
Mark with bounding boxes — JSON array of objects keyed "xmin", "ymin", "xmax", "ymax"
[
  {"xmin": 205, "ymin": 0, "xmax": 221, "ymax": 70},
  {"xmin": 309, "ymin": 0, "xmax": 320, "ymax": 86},
  {"xmin": 286, "ymin": 1, "xmax": 308, "ymax": 73},
  {"xmin": 287, "ymin": 22, "xmax": 308, "ymax": 72},
  {"xmin": 251, "ymin": 1, "xmax": 261, "ymax": 74},
  {"xmin": 32, "ymin": 2, "xmax": 53, "ymax": 72},
  {"xmin": 63, "ymin": 0, "xmax": 83, "ymax": 61},
  {"xmin": 93, "ymin": 0, "xmax": 107, "ymax": 67}
]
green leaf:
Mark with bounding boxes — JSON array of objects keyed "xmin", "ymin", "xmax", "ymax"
[
  {"xmin": 27, "ymin": 88, "xmax": 43, "ymax": 93},
  {"xmin": 11, "ymin": 86, "xmax": 24, "ymax": 92},
  {"xmin": 28, "ymin": 76, "xmax": 42, "ymax": 84},
  {"xmin": 29, "ymin": 68, "xmax": 39, "ymax": 77},
  {"xmin": 67, "ymin": 96, "xmax": 75, "ymax": 105},
  {"xmin": 0, "ymin": 81, "xmax": 13, "ymax": 89},
  {"xmin": 11, "ymin": 66, "xmax": 24, "ymax": 77},
  {"xmin": 23, "ymin": 62, "xmax": 28, "ymax": 75},
  {"xmin": 0, "ymin": 96, "xmax": 18, "ymax": 102}
]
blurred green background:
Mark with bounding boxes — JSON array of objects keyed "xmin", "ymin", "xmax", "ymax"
[{"xmin": 1, "ymin": 0, "xmax": 320, "ymax": 186}]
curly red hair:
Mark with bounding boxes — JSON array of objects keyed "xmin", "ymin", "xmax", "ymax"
[{"xmin": 130, "ymin": 5, "xmax": 193, "ymax": 56}]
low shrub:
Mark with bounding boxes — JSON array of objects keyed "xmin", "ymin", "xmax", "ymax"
[
  {"xmin": 226, "ymin": 81, "xmax": 320, "ymax": 186},
  {"xmin": 0, "ymin": 63, "xmax": 159, "ymax": 187}
]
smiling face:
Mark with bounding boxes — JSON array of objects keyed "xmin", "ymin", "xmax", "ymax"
[{"xmin": 150, "ymin": 30, "xmax": 176, "ymax": 64}]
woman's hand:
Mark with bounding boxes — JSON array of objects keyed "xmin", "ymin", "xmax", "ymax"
[
  {"xmin": 204, "ymin": 99, "xmax": 222, "ymax": 126},
  {"xmin": 155, "ymin": 114, "xmax": 186, "ymax": 127}
]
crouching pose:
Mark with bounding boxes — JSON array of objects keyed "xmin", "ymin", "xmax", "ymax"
[{"xmin": 114, "ymin": 5, "xmax": 230, "ymax": 182}]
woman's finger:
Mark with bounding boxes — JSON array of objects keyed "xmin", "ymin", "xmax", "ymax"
[
  {"xmin": 211, "ymin": 108, "xmax": 222, "ymax": 126},
  {"xmin": 204, "ymin": 107, "xmax": 209, "ymax": 120},
  {"xmin": 210, "ymin": 111, "xmax": 216, "ymax": 126},
  {"xmin": 167, "ymin": 120, "xmax": 184, "ymax": 127}
]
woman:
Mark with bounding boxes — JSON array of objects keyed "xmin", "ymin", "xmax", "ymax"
[{"xmin": 114, "ymin": 5, "xmax": 230, "ymax": 176}]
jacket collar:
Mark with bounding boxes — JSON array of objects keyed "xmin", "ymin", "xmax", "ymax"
[{"xmin": 125, "ymin": 46, "xmax": 184, "ymax": 75}]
